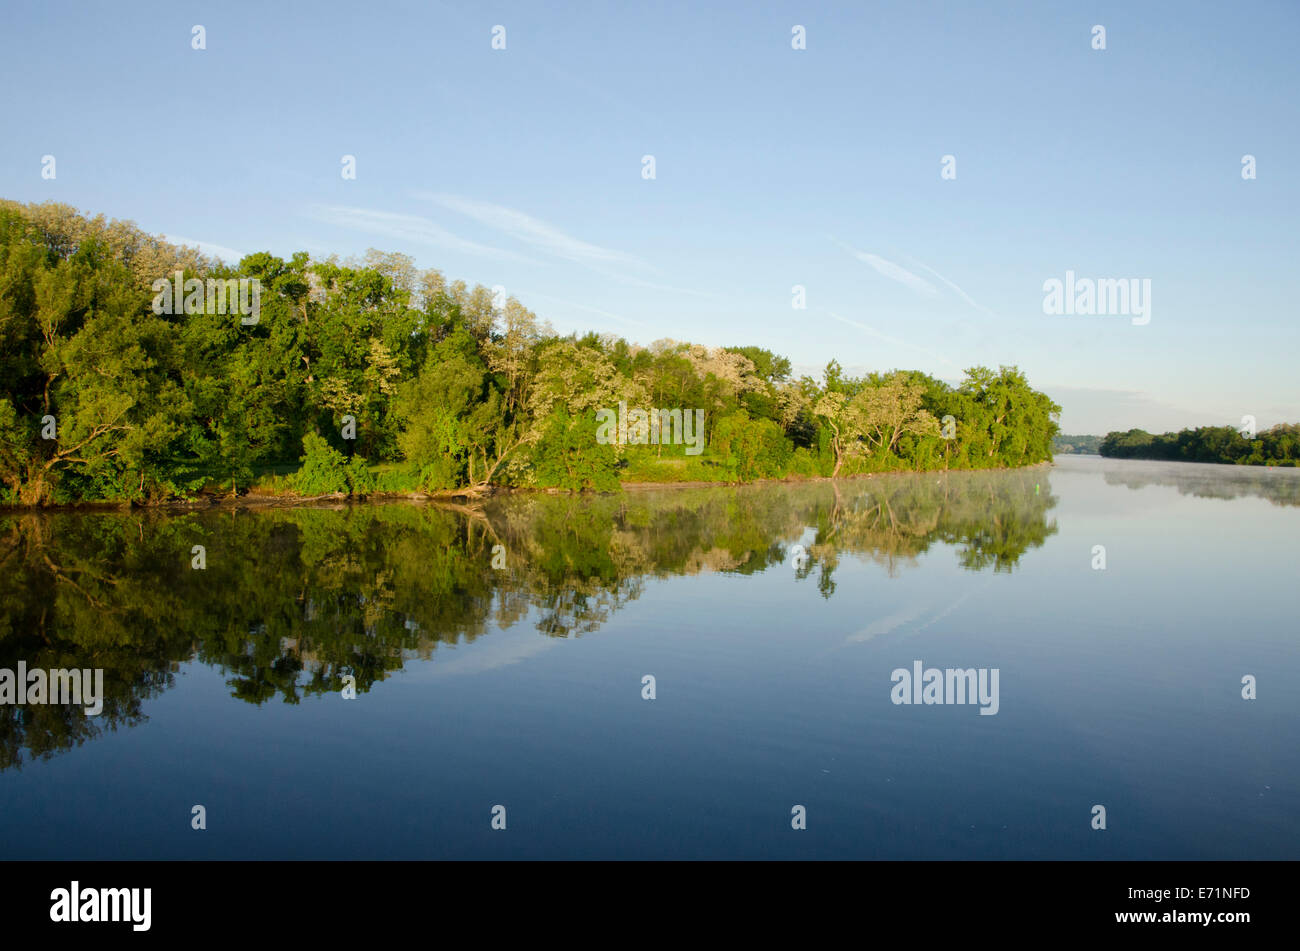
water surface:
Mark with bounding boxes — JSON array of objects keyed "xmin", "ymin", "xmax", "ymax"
[{"xmin": 1, "ymin": 456, "xmax": 1296, "ymax": 859}]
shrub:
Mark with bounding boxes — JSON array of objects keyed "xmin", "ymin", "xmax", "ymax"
[
  {"xmin": 289, "ymin": 433, "xmax": 373, "ymax": 496},
  {"xmin": 711, "ymin": 412, "xmax": 792, "ymax": 482},
  {"xmin": 529, "ymin": 409, "xmax": 620, "ymax": 491}
]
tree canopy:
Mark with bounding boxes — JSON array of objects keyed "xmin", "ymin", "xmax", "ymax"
[{"xmin": 0, "ymin": 199, "xmax": 1062, "ymax": 505}]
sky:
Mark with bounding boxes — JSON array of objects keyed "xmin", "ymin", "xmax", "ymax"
[{"xmin": 2, "ymin": 0, "xmax": 1297, "ymax": 434}]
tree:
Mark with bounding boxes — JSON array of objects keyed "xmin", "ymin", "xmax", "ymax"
[
  {"xmin": 0, "ymin": 199, "xmax": 1069, "ymax": 505},
  {"xmin": 856, "ymin": 373, "xmax": 940, "ymax": 458},
  {"xmin": 530, "ymin": 409, "xmax": 619, "ymax": 490}
]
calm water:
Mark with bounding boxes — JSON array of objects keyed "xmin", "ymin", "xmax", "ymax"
[{"xmin": 1, "ymin": 456, "xmax": 1297, "ymax": 859}]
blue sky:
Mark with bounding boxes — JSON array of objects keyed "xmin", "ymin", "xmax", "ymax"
[{"xmin": 3, "ymin": 0, "xmax": 1297, "ymax": 433}]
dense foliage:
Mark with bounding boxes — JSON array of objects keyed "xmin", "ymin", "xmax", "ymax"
[
  {"xmin": 1100, "ymin": 425, "xmax": 1300, "ymax": 466},
  {"xmin": 0, "ymin": 200, "xmax": 1061, "ymax": 505}
]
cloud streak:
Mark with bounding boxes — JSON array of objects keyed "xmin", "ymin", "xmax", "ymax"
[
  {"xmin": 159, "ymin": 234, "xmax": 245, "ymax": 263},
  {"xmin": 523, "ymin": 291, "xmax": 651, "ymax": 330},
  {"xmin": 418, "ymin": 193, "xmax": 730, "ymax": 301},
  {"xmin": 838, "ymin": 241, "xmax": 939, "ymax": 297},
  {"xmin": 837, "ymin": 241, "xmax": 1002, "ymax": 324},
  {"xmin": 902, "ymin": 256, "xmax": 1001, "ymax": 320},
  {"xmin": 418, "ymin": 193, "xmax": 649, "ymax": 269},
  {"xmin": 828, "ymin": 310, "xmax": 956, "ymax": 367},
  {"xmin": 305, "ymin": 204, "xmax": 535, "ymax": 262}
]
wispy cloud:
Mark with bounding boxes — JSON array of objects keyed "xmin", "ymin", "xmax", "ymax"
[
  {"xmin": 902, "ymin": 256, "xmax": 1000, "ymax": 320},
  {"xmin": 305, "ymin": 204, "xmax": 534, "ymax": 262},
  {"xmin": 418, "ymin": 193, "xmax": 731, "ymax": 301},
  {"xmin": 523, "ymin": 291, "xmax": 651, "ymax": 330},
  {"xmin": 602, "ymin": 270, "xmax": 730, "ymax": 301},
  {"xmin": 837, "ymin": 240, "xmax": 939, "ymax": 297},
  {"xmin": 159, "ymin": 234, "xmax": 245, "ymax": 263},
  {"xmin": 828, "ymin": 310, "xmax": 956, "ymax": 367},
  {"xmin": 417, "ymin": 193, "xmax": 649, "ymax": 269}
]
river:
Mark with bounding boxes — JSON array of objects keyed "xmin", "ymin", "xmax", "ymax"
[{"xmin": 1, "ymin": 455, "xmax": 1296, "ymax": 858}]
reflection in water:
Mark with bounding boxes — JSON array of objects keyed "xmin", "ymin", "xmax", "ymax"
[
  {"xmin": 1103, "ymin": 459, "xmax": 1300, "ymax": 507},
  {"xmin": 0, "ymin": 469, "xmax": 1055, "ymax": 769}
]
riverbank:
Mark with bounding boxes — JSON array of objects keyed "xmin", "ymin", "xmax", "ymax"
[{"xmin": 0, "ymin": 460, "xmax": 1056, "ymax": 511}]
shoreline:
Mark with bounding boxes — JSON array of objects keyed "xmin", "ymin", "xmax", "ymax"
[{"xmin": 0, "ymin": 460, "xmax": 1056, "ymax": 512}]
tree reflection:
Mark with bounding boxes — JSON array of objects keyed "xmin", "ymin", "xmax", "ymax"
[
  {"xmin": 0, "ymin": 470, "xmax": 1056, "ymax": 768},
  {"xmin": 1102, "ymin": 461, "xmax": 1300, "ymax": 507}
]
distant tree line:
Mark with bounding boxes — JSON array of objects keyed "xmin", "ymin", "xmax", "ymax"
[
  {"xmin": 1052, "ymin": 434, "xmax": 1102, "ymax": 454},
  {"xmin": 1100, "ymin": 425, "xmax": 1300, "ymax": 466},
  {"xmin": 0, "ymin": 200, "xmax": 1061, "ymax": 505}
]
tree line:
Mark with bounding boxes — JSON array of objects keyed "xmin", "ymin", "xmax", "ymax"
[
  {"xmin": 0, "ymin": 200, "xmax": 1062, "ymax": 505},
  {"xmin": 1099, "ymin": 425, "xmax": 1300, "ymax": 466}
]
